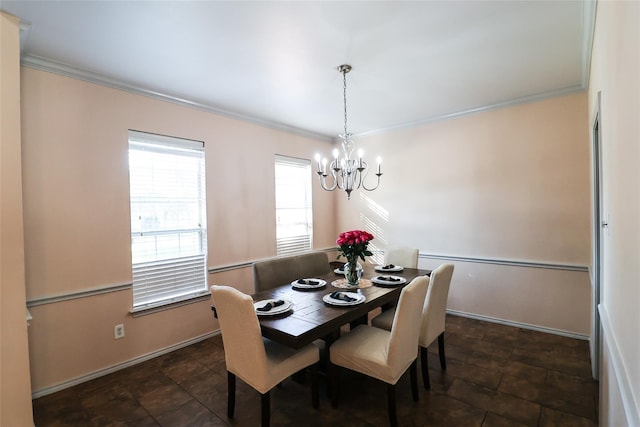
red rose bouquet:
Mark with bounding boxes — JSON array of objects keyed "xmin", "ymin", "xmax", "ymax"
[{"xmin": 337, "ymin": 230, "xmax": 374, "ymax": 285}]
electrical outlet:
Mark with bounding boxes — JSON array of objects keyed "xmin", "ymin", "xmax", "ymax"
[{"xmin": 114, "ymin": 324, "xmax": 125, "ymax": 339}]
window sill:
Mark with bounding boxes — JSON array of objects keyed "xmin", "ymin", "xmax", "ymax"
[{"xmin": 130, "ymin": 292, "xmax": 211, "ymax": 317}]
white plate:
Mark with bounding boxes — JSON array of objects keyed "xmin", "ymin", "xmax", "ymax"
[
  {"xmin": 253, "ymin": 299, "xmax": 293, "ymax": 316},
  {"xmin": 322, "ymin": 292, "xmax": 365, "ymax": 306},
  {"xmin": 371, "ymin": 275, "xmax": 407, "ymax": 286},
  {"xmin": 334, "ymin": 264, "xmax": 363, "ymax": 275},
  {"xmin": 291, "ymin": 278, "xmax": 326, "ymax": 289},
  {"xmin": 374, "ymin": 265, "xmax": 404, "ymax": 272}
]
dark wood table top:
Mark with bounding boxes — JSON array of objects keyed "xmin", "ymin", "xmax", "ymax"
[{"xmin": 251, "ymin": 264, "xmax": 431, "ymax": 349}]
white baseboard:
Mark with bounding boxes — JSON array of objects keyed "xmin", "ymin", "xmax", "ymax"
[
  {"xmin": 447, "ymin": 309, "xmax": 589, "ymax": 340},
  {"xmin": 599, "ymin": 304, "xmax": 640, "ymax": 427},
  {"xmin": 31, "ymin": 310, "xmax": 591, "ymax": 399},
  {"xmin": 31, "ymin": 330, "xmax": 221, "ymax": 399}
]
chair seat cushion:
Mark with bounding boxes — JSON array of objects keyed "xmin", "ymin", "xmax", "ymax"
[
  {"xmin": 372, "ymin": 306, "xmax": 440, "ymax": 348},
  {"xmin": 371, "ymin": 307, "xmax": 395, "ymax": 331},
  {"xmin": 330, "ymin": 325, "xmax": 406, "ymax": 385},
  {"xmin": 234, "ymin": 338, "xmax": 319, "ymax": 394}
]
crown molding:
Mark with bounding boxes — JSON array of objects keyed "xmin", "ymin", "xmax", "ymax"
[
  {"xmin": 580, "ymin": 0, "xmax": 597, "ymax": 89},
  {"xmin": 355, "ymin": 84, "xmax": 586, "ymax": 138},
  {"xmin": 18, "ymin": 19, "xmax": 31, "ymax": 54},
  {"xmin": 21, "ymin": 55, "xmax": 333, "ymax": 143},
  {"xmin": 22, "ymin": 53, "xmax": 590, "ymax": 142},
  {"xmin": 356, "ymin": 1, "xmax": 595, "ymax": 139}
]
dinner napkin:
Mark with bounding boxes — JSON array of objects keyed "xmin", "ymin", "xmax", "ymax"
[
  {"xmin": 257, "ymin": 300, "xmax": 285, "ymax": 312},
  {"xmin": 382, "ymin": 264, "xmax": 396, "ymax": 269},
  {"xmin": 330, "ymin": 291, "xmax": 357, "ymax": 302},
  {"xmin": 378, "ymin": 276, "xmax": 402, "ymax": 282},
  {"xmin": 297, "ymin": 279, "xmax": 320, "ymax": 285}
]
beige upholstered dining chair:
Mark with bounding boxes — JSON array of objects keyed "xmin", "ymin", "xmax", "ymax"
[
  {"xmin": 329, "ymin": 275, "xmax": 430, "ymax": 427},
  {"xmin": 371, "ymin": 263, "xmax": 454, "ymax": 389},
  {"xmin": 253, "ymin": 251, "xmax": 331, "ymax": 292},
  {"xmin": 296, "ymin": 251, "xmax": 331, "ymax": 277},
  {"xmin": 384, "ymin": 246, "xmax": 419, "ymax": 268},
  {"xmin": 253, "ymin": 256, "xmax": 300, "ymax": 292},
  {"xmin": 211, "ymin": 285, "xmax": 320, "ymax": 427}
]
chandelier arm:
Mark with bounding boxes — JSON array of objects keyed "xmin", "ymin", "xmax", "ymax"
[
  {"xmin": 344, "ymin": 171, "xmax": 354, "ymax": 192},
  {"xmin": 361, "ymin": 175, "xmax": 382, "ymax": 192},
  {"xmin": 352, "ymin": 159, "xmax": 367, "ymax": 190},
  {"xmin": 336, "ymin": 169, "xmax": 346, "ymax": 190},
  {"xmin": 317, "ymin": 176, "xmax": 337, "ymax": 192},
  {"xmin": 317, "ymin": 167, "xmax": 339, "ymax": 191},
  {"xmin": 359, "ymin": 163, "xmax": 383, "ymax": 191},
  {"xmin": 333, "ymin": 159, "xmax": 347, "ymax": 190}
]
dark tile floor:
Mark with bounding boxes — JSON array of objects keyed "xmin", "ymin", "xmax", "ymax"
[{"xmin": 33, "ymin": 314, "xmax": 598, "ymax": 426}]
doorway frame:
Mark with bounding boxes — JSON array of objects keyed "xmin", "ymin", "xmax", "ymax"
[{"xmin": 590, "ymin": 91, "xmax": 604, "ymax": 380}]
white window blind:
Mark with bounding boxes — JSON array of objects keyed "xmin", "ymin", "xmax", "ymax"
[
  {"xmin": 128, "ymin": 130, "xmax": 208, "ymax": 310},
  {"xmin": 275, "ymin": 155, "xmax": 313, "ymax": 256}
]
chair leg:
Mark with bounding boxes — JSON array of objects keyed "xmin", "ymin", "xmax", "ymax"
[
  {"xmin": 310, "ymin": 364, "xmax": 319, "ymax": 409},
  {"xmin": 438, "ymin": 332, "xmax": 447, "ymax": 370},
  {"xmin": 330, "ymin": 362, "xmax": 340, "ymax": 408},
  {"xmin": 261, "ymin": 391, "xmax": 270, "ymax": 427},
  {"xmin": 227, "ymin": 371, "xmax": 236, "ymax": 418},
  {"xmin": 387, "ymin": 383, "xmax": 398, "ymax": 427},
  {"xmin": 349, "ymin": 315, "xmax": 367, "ymax": 329},
  {"xmin": 410, "ymin": 360, "xmax": 419, "ymax": 402},
  {"xmin": 420, "ymin": 346, "xmax": 431, "ymax": 389}
]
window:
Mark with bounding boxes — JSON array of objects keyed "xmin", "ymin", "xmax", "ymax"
[
  {"xmin": 275, "ymin": 155, "xmax": 313, "ymax": 255},
  {"xmin": 128, "ymin": 130, "xmax": 208, "ymax": 311}
]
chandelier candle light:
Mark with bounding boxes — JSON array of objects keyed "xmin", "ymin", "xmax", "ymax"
[{"xmin": 315, "ymin": 64, "xmax": 382, "ymax": 200}]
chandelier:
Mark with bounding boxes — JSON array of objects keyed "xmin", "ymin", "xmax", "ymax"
[{"xmin": 315, "ymin": 64, "xmax": 382, "ymax": 200}]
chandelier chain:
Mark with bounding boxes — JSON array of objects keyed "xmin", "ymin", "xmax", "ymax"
[{"xmin": 343, "ymin": 68, "xmax": 348, "ymax": 137}]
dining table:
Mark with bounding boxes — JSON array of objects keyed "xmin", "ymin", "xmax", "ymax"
[{"xmin": 248, "ymin": 263, "xmax": 431, "ymax": 349}]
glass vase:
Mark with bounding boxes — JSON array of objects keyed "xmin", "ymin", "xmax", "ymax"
[{"xmin": 344, "ymin": 261, "xmax": 363, "ymax": 286}]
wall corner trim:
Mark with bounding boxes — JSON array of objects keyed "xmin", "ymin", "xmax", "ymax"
[
  {"xmin": 26, "ymin": 282, "xmax": 132, "ymax": 307},
  {"xmin": 419, "ymin": 253, "xmax": 589, "ymax": 272},
  {"xmin": 599, "ymin": 304, "xmax": 640, "ymax": 427}
]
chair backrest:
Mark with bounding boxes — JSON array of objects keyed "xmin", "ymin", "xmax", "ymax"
[
  {"xmin": 253, "ymin": 256, "xmax": 300, "ymax": 292},
  {"xmin": 420, "ymin": 263, "xmax": 454, "ymax": 347},
  {"xmin": 387, "ymin": 275, "xmax": 430, "ymax": 374},
  {"xmin": 296, "ymin": 251, "xmax": 330, "ymax": 277},
  {"xmin": 384, "ymin": 246, "xmax": 419, "ymax": 268},
  {"xmin": 211, "ymin": 285, "xmax": 268, "ymax": 379}
]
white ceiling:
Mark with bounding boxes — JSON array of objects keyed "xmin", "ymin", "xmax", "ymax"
[{"xmin": 2, "ymin": 1, "xmax": 595, "ymax": 139}]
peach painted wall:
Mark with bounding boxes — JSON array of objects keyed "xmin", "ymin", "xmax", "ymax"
[
  {"xmin": 20, "ymin": 67, "xmax": 336, "ymax": 393},
  {"xmin": 337, "ymin": 93, "xmax": 592, "ymax": 335},
  {"xmin": 588, "ymin": 1, "xmax": 640, "ymax": 425},
  {"xmin": 0, "ymin": 11, "xmax": 34, "ymax": 426}
]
